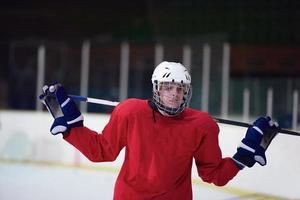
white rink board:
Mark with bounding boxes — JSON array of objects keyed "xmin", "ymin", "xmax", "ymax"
[{"xmin": 0, "ymin": 110, "xmax": 299, "ymax": 199}]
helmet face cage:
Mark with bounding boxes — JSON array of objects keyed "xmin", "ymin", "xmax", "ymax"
[
  {"xmin": 152, "ymin": 81, "xmax": 192, "ymax": 116},
  {"xmin": 151, "ymin": 61, "xmax": 192, "ymax": 116}
]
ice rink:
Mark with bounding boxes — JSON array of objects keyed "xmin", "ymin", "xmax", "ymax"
[
  {"xmin": 0, "ymin": 161, "xmax": 292, "ymax": 200},
  {"xmin": 1, "ymin": 111, "xmax": 299, "ymax": 200}
]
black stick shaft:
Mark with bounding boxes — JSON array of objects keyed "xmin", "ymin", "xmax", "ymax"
[
  {"xmin": 214, "ymin": 117, "xmax": 300, "ymax": 137},
  {"xmin": 69, "ymin": 94, "xmax": 300, "ymax": 137}
]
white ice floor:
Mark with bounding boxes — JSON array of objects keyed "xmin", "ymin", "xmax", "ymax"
[
  {"xmin": 0, "ymin": 161, "xmax": 254, "ymax": 200},
  {"xmin": 0, "ymin": 161, "xmax": 292, "ymax": 200}
]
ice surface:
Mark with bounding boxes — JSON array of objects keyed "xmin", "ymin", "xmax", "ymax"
[{"xmin": 0, "ymin": 162, "xmax": 241, "ymax": 200}]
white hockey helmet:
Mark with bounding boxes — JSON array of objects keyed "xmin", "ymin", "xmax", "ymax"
[{"xmin": 151, "ymin": 61, "xmax": 192, "ymax": 116}]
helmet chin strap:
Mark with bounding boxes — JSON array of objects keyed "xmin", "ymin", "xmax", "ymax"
[
  {"xmin": 155, "ymin": 98, "xmax": 184, "ymax": 116},
  {"xmin": 157, "ymin": 107, "xmax": 176, "ymax": 117}
]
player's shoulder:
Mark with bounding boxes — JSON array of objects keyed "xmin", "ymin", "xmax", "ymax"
[
  {"xmin": 184, "ymin": 108, "xmax": 219, "ymax": 133},
  {"xmin": 119, "ymin": 98, "xmax": 146, "ymax": 108},
  {"xmin": 113, "ymin": 98, "xmax": 148, "ymax": 115},
  {"xmin": 184, "ymin": 107, "xmax": 212, "ymax": 120}
]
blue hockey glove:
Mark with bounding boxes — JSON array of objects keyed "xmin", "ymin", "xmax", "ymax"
[
  {"xmin": 50, "ymin": 116, "xmax": 69, "ymax": 135},
  {"xmin": 233, "ymin": 116, "xmax": 280, "ymax": 169},
  {"xmin": 39, "ymin": 83, "xmax": 83, "ymax": 135}
]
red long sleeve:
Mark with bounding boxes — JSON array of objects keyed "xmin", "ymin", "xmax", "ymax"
[
  {"xmin": 192, "ymin": 115, "xmax": 239, "ymax": 186},
  {"xmin": 63, "ymin": 99, "xmax": 239, "ymax": 200},
  {"xmin": 63, "ymin": 102, "xmax": 127, "ymax": 162}
]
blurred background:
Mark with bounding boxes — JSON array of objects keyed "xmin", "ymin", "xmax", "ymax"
[
  {"xmin": 0, "ymin": 1, "xmax": 300, "ymax": 199},
  {"xmin": 0, "ymin": 0, "xmax": 300, "ymax": 200},
  {"xmin": 0, "ymin": 0, "xmax": 299, "ymax": 125}
]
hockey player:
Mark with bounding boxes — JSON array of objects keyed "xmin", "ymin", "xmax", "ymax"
[{"xmin": 40, "ymin": 61, "xmax": 280, "ymax": 200}]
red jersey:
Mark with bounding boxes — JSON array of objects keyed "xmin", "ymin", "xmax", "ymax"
[{"xmin": 63, "ymin": 99, "xmax": 239, "ymax": 199}]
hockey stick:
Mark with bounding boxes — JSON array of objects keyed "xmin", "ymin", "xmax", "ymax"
[
  {"xmin": 69, "ymin": 94, "xmax": 300, "ymax": 137},
  {"xmin": 69, "ymin": 95, "xmax": 119, "ymax": 107},
  {"xmin": 214, "ymin": 118, "xmax": 300, "ymax": 137}
]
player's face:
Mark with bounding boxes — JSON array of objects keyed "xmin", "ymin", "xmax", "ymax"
[{"xmin": 159, "ymin": 82, "xmax": 186, "ymax": 108}]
